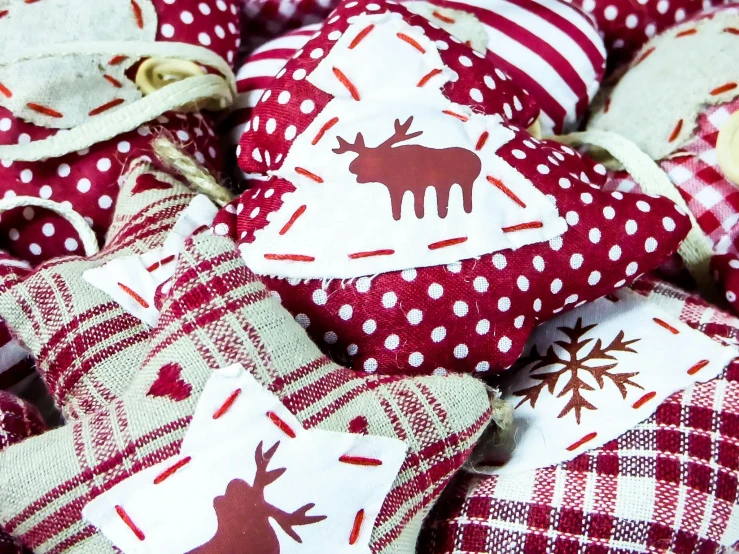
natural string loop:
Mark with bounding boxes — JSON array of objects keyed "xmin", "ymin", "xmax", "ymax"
[{"xmin": 0, "ymin": 196, "xmax": 99, "ymax": 256}]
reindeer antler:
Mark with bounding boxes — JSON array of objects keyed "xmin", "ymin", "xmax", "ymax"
[
  {"xmin": 333, "ymin": 133, "xmax": 366, "ymax": 155},
  {"xmin": 253, "ymin": 441, "xmax": 286, "ymax": 490},
  {"xmin": 270, "ymin": 502, "xmax": 328, "ymax": 543},
  {"xmin": 380, "ymin": 117, "xmax": 423, "ymax": 148}
]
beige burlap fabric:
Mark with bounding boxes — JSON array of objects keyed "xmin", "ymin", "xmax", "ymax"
[
  {"xmin": 0, "ymin": 232, "xmax": 492, "ymax": 553},
  {"xmin": 0, "ymin": 160, "xmax": 198, "ymax": 419}
]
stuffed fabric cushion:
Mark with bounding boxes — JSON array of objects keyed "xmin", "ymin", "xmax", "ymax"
[
  {"xmin": 0, "ymin": 0, "xmax": 240, "ymax": 264},
  {"xmin": 418, "ymin": 276, "xmax": 739, "ymax": 554},
  {"xmin": 0, "ymin": 231, "xmax": 493, "ymax": 553},
  {"xmin": 214, "ymin": 0, "xmax": 690, "ymax": 376}
]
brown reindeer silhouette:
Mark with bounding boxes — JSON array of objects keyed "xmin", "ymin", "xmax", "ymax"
[
  {"xmin": 333, "ymin": 117, "xmax": 482, "ymax": 220},
  {"xmin": 187, "ymin": 441, "xmax": 326, "ymax": 554}
]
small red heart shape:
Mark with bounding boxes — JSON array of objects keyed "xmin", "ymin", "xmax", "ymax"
[
  {"xmin": 147, "ymin": 362, "xmax": 192, "ymax": 401},
  {"xmin": 132, "ymin": 174, "xmax": 173, "ymax": 195}
]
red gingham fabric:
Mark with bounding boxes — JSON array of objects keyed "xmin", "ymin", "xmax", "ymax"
[
  {"xmin": 0, "ymin": 391, "xmax": 46, "ymax": 554},
  {"xmin": 418, "ymin": 276, "xmax": 739, "ymax": 554},
  {"xmin": 569, "ymin": 0, "xmax": 731, "ymax": 72},
  {"xmin": 0, "ymin": 0, "xmax": 241, "ymax": 265}
]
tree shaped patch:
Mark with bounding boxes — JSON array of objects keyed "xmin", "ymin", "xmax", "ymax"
[
  {"xmin": 512, "ymin": 318, "xmax": 642, "ymax": 423},
  {"xmin": 188, "ymin": 441, "xmax": 326, "ymax": 554}
]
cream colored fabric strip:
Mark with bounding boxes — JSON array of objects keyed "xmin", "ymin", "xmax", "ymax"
[
  {"xmin": 0, "ymin": 196, "xmax": 99, "ymax": 255},
  {"xmin": 552, "ymin": 129, "xmax": 715, "ymax": 293}
]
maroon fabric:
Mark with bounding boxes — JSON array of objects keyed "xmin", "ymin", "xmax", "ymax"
[
  {"xmin": 419, "ymin": 276, "xmax": 739, "ymax": 554},
  {"xmin": 0, "ymin": 0, "xmax": 241, "ymax": 265}
]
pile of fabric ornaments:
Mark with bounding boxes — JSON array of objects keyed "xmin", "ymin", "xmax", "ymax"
[{"xmin": 1, "ymin": 0, "xmax": 739, "ymax": 552}]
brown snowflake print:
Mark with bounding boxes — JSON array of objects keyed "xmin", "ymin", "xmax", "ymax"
[
  {"xmin": 512, "ymin": 318, "xmax": 643, "ymax": 423},
  {"xmin": 187, "ymin": 441, "xmax": 326, "ymax": 554}
]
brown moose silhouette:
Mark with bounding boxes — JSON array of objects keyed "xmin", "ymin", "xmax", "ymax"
[
  {"xmin": 333, "ymin": 117, "xmax": 482, "ymax": 220},
  {"xmin": 187, "ymin": 441, "xmax": 326, "ymax": 554}
]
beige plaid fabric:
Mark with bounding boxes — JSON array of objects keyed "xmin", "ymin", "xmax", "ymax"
[
  {"xmin": 0, "ymin": 232, "xmax": 492, "ymax": 553},
  {"xmin": 0, "ymin": 161, "xmax": 198, "ymax": 419}
]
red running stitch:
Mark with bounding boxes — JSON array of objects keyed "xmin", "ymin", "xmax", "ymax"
[
  {"xmin": 312, "ymin": 117, "xmax": 339, "ymax": 145},
  {"xmin": 428, "ymin": 237, "xmax": 467, "ymax": 250},
  {"xmin": 146, "ymin": 255, "xmax": 175, "ymax": 272},
  {"xmin": 487, "ymin": 176, "xmax": 525, "ymax": 208},
  {"xmin": 675, "ymin": 28, "xmax": 697, "ymax": 37},
  {"xmin": 711, "ymin": 82, "xmax": 737, "ymax": 96},
  {"xmin": 264, "ymin": 254, "xmax": 315, "ymax": 262},
  {"xmin": 131, "ymin": 0, "xmax": 143, "ymax": 28},
  {"xmin": 339, "ymin": 455, "xmax": 383, "ymax": 466},
  {"xmin": 653, "ymin": 317, "xmax": 679, "ymax": 334},
  {"xmin": 332, "ymin": 67, "xmax": 360, "ymax": 101},
  {"xmin": 104, "ymin": 74, "xmax": 123, "ymax": 88},
  {"xmin": 687, "ymin": 360, "xmax": 709, "ymax": 375},
  {"xmin": 118, "ymin": 283, "xmax": 149, "ymax": 308},
  {"xmin": 396, "ymin": 33, "xmax": 425, "ymax": 53},
  {"xmin": 432, "ymin": 10, "xmax": 455, "ymax": 23},
  {"xmin": 348, "ymin": 249, "xmax": 395, "ymax": 259},
  {"xmin": 501, "ymin": 221, "xmax": 543, "ymax": 233},
  {"xmin": 0, "ymin": 83, "xmax": 12, "ymax": 98},
  {"xmin": 442, "ymin": 110, "xmax": 468, "ymax": 122},
  {"xmin": 26, "ymin": 103, "xmax": 62, "ymax": 118},
  {"xmin": 154, "ymin": 456, "xmax": 191, "ymax": 484},
  {"xmin": 350, "ymin": 24, "xmax": 375, "ymax": 49},
  {"xmin": 349, "ymin": 510, "xmax": 364, "ymax": 544},
  {"xmin": 669, "ymin": 119, "xmax": 683, "ymax": 142},
  {"xmin": 476, "ymin": 131, "xmax": 489, "ymax": 151},
  {"xmin": 109, "ymin": 55, "xmax": 128, "ymax": 65},
  {"xmin": 267, "ymin": 411, "xmax": 296, "ymax": 438},
  {"xmin": 213, "ymin": 389, "xmax": 242, "ymax": 419},
  {"xmin": 632, "ymin": 391, "xmax": 656, "ymax": 409},
  {"xmin": 115, "ymin": 505, "xmax": 145, "ymax": 541},
  {"xmin": 417, "ymin": 69, "xmax": 442, "ymax": 87},
  {"xmin": 566, "ymin": 432, "xmax": 597, "ymax": 451},
  {"xmin": 295, "ymin": 167, "xmax": 324, "ymax": 183},
  {"xmin": 89, "ymin": 98, "xmax": 124, "ymax": 116},
  {"xmin": 279, "ymin": 205, "xmax": 307, "ymax": 235}
]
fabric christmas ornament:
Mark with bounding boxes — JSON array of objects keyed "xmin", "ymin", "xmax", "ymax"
[
  {"xmin": 0, "ymin": 391, "xmax": 46, "ymax": 554},
  {"xmin": 569, "ymin": 0, "xmax": 727, "ymax": 73},
  {"xmin": 418, "ymin": 276, "xmax": 739, "ymax": 554},
  {"xmin": 0, "ymin": 0, "xmax": 240, "ymax": 264},
  {"xmin": 214, "ymin": 0, "xmax": 690, "ymax": 377},
  {"xmin": 0, "ymin": 231, "xmax": 494, "ymax": 554},
  {"xmin": 582, "ymin": 6, "xmax": 739, "ymax": 305},
  {"xmin": 0, "ymin": 159, "xmax": 209, "ymax": 420}
]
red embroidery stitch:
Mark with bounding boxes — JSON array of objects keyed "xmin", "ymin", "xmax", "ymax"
[
  {"xmin": 711, "ymin": 83, "xmax": 737, "ymax": 96},
  {"xmin": 339, "ymin": 455, "xmax": 383, "ymax": 466},
  {"xmin": 146, "ymin": 255, "xmax": 176, "ymax": 272},
  {"xmin": 104, "ymin": 74, "xmax": 123, "ymax": 88},
  {"xmin": 89, "ymin": 98, "xmax": 125, "ymax": 116},
  {"xmin": 396, "ymin": 32, "xmax": 425, "ymax": 53},
  {"xmin": 476, "ymin": 131, "xmax": 489, "ymax": 151},
  {"xmin": 501, "ymin": 221, "xmax": 544, "ymax": 233},
  {"xmin": 428, "ymin": 236, "xmax": 468, "ymax": 250},
  {"xmin": 312, "ymin": 117, "xmax": 339, "ymax": 145},
  {"xmin": 280, "ymin": 205, "xmax": 307, "ymax": 235},
  {"xmin": 669, "ymin": 119, "xmax": 683, "ymax": 142},
  {"xmin": 264, "ymin": 254, "xmax": 316, "ymax": 262},
  {"xmin": 26, "ymin": 103, "xmax": 62, "ymax": 118},
  {"xmin": 109, "ymin": 55, "xmax": 128, "ymax": 65},
  {"xmin": 724, "ymin": 27, "xmax": 739, "ymax": 34},
  {"xmin": 687, "ymin": 360, "xmax": 710, "ymax": 375},
  {"xmin": 0, "ymin": 83, "xmax": 12, "ymax": 98},
  {"xmin": 432, "ymin": 10, "xmax": 455, "ymax": 23},
  {"xmin": 332, "ymin": 67, "xmax": 360, "ymax": 101},
  {"xmin": 118, "ymin": 283, "xmax": 149, "ymax": 308},
  {"xmin": 131, "ymin": 0, "xmax": 143, "ymax": 28},
  {"xmin": 350, "ymin": 24, "xmax": 375, "ymax": 49},
  {"xmin": 653, "ymin": 318, "xmax": 679, "ymax": 334},
  {"xmin": 115, "ymin": 505, "xmax": 145, "ymax": 541},
  {"xmin": 632, "ymin": 391, "xmax": 656, "ymax": 408},
  {"xmin": 634, "ymin": 47, "xmax": 655, "ymax": 65},
  {"xmin": 566, "ymin": 432, "xmax": 597, "ymax": 451},
  {"xmin": 417, "ymin": 69, "xmax": 442, "ymax": 87},
  {"xmin": 349, "ymin": 510, "xmax": 364, "ymax": 545},
  {"xmin": 154, "ymin": 456, "xmax": 191, "ymax": 484},
  {"xmin": 442, "ymin": 110, "xmax": 468, "ymax": 122},
  {"xmin": 675, "ymin": 28, "xmax": 697, "ymax": 37},
  {"xmin": 348, "ymin": 249, "xmax": 395, "ymax": 259},
  {"xmin": 213, "ymin": 389, "xmax": 242, "ymax": 419},
  {"xmin": 267, "ymin": 411, "xmax": 296, "ymax": 438},
  {"xmin": 295, "ymin": 167, "xmax": 324, "ymax": 183},
  {"xmin": 486, "ymin": 176, "xmax": 526, "ymax": 208},
  {"xmin": 0, "ymin": 10, "xmax": 8, "ymax": 19}
]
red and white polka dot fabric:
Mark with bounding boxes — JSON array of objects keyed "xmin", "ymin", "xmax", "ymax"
[
  {"xmin": 569, "ymin": 0, "xmax": 730, "ymax": 72},
  {"xmin": 213, "ymin": 0, "xmax": 690, "ymax": 377},
  {"xmin": 0, "ymin": 0, "xmax": 241, "ymax": 265}
]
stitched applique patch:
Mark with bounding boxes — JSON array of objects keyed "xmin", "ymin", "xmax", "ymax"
[
  {"xmin": 239, "ymin": 11, "xmax": 565, "ymax": 280},
  {"xmin": 83, "ymin": 194, "xmax": 218, "ymax": 327},
  {"xmin": 477, "ymin": 287, "xmax": 739, "ymax": 474},
  {"xmin": 82, "ymin": 363, "xmax": 407, "ymax": 553}
]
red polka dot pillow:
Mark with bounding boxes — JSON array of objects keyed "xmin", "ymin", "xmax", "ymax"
[
  {"xmin": 213, "ymin": 0, "xmax": 691, "ymax": 377},
  {"xmin": 0, "ymin": 0, "xmax": 241, "ymax": 264}
]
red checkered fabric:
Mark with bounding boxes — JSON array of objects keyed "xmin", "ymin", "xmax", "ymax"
[
  {"xmin": 0, "ymin": 0, "xmax": 241, "ymax": 265},
  {"xmin": 418, "ymin": 275, "xmax": 739, "ymax": 554}
]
